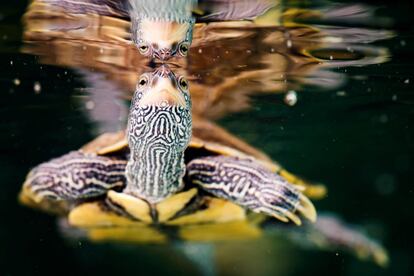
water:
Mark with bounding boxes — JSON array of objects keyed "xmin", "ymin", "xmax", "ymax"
[{"xmin": 1, "ymin": 0, "xmax": 413, "ymax": 275}]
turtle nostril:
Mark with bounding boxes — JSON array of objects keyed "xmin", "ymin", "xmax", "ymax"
[{"xmin": 158, "ymin": 49, "xmax": 171, "ymax": 60}]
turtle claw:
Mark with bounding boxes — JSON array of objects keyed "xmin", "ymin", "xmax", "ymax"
[
  {"xmin": 251, "ymin": 180, "xmax": 317, "ymax": 225},
  {"xmin": 270, "ymin": 213, "xmax": 289, "ymax": 223},
  {"xmin": 257, "ymin": 202, "xmax": 304, "ymax": 226},
  {"xmin": 270, "ymin": 198, "xmax": 317, "ymax": 226},
  {"xmin": 267, "ymin": 208, "xmax": 301, "ymax": 225},
  {"xmin": 297, "ymin": 194, "xmax": 317, "ymax": 223},
  {"xmin": 284, "ymin": 210, "xmax": 302, "ymax": 226}
]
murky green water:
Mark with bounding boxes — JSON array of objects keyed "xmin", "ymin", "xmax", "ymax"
[{"xmin": 1, "ymin": 0, "xmax": 413, "ymax": 275}]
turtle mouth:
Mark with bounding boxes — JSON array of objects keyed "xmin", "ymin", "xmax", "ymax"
[
  {"xmin": 138, "ymin": 67, "xmax": 187, "ymax": 107},
  {"xmin": 139, "ymin": 88, "xmax": 186, "ymax": 107}
]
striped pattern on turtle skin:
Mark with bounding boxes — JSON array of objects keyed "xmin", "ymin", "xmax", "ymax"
[
  {"xmin": 126, "ymin": 104, "xmax": 192, "ymax": 203},
  {"xmin": 23, "ymin": 151, "xmax": 126, "ymax": 202},
  {"xmin": 187, "ymin": 156, "xmax": 316, "ymax": 225},
  {"xmin": 130, "ymin": 0, "xmax": 197, "ymax": 23},
  {"xmin": 40, "ymin": 0, "xmax": 129, "ymax": 17}
]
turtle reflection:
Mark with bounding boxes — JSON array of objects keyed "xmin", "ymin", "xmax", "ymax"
[{"xmin": 129, "ymin": 0, "xmax": 196, "ymax": 60}]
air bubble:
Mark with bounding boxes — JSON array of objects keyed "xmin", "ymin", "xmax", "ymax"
[
  {"xmin": 34, "ymin": 82, "xmax": 41, "ymax": 94},
  {"xmin": 284, "ymin": 91, "xmax": 297, "ymax": 106},
  {"xmin": 86, "ymin": 101, "xmax": 95, "ymax": 110}
]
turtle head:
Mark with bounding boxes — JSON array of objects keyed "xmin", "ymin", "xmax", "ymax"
[
  {"xmin": 125, "ymin": 65, "xmax": 192, "ymax": 203},
  {"xmin": 132, "ymin": 19, "xmax": 194, "ymax": 60},
  {"xmin": 129, "ymin": 0, "xmax": 195, "ymax": 60}
]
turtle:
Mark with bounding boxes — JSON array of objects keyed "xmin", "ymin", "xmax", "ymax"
[
  {"xmin": 20, "ymin": 64, "xmax": 318, "ymax": 228},
  {"xmin": 18, "ymin": 117, "xmax": 388, "ymax": 266}
]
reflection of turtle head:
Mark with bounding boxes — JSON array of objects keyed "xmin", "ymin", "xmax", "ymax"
[
  {"xmin": 125, "ymin": 65, "xmax": 192, "ymax": 203},
  {"xmin": 129, "ymin": 0, "xmax": 195, "ymax": 60}
]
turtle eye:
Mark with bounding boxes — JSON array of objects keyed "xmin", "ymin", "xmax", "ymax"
[
  {"xmin": 178, "ymin": 77, "xmax": 188, "ymax": 91},
  {"xmin": 138, "ymin": 43, "xmax": 150, "ymax": 55},
  {"xmin": 178, "ymin": 42, "xmax": 189, "ymax": 56},
  {"xmin": 138, "ymin": 75, "xmax": 149, "ymax": 88}
]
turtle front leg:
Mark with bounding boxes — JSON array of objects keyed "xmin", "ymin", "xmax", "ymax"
[
  {"xmin": 187, "ymin": 156, "xmax": 316, "ymax": 225},
  {"xmin": 20, "ymin": 151, "xmax": 127, "ymax": 208}
]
